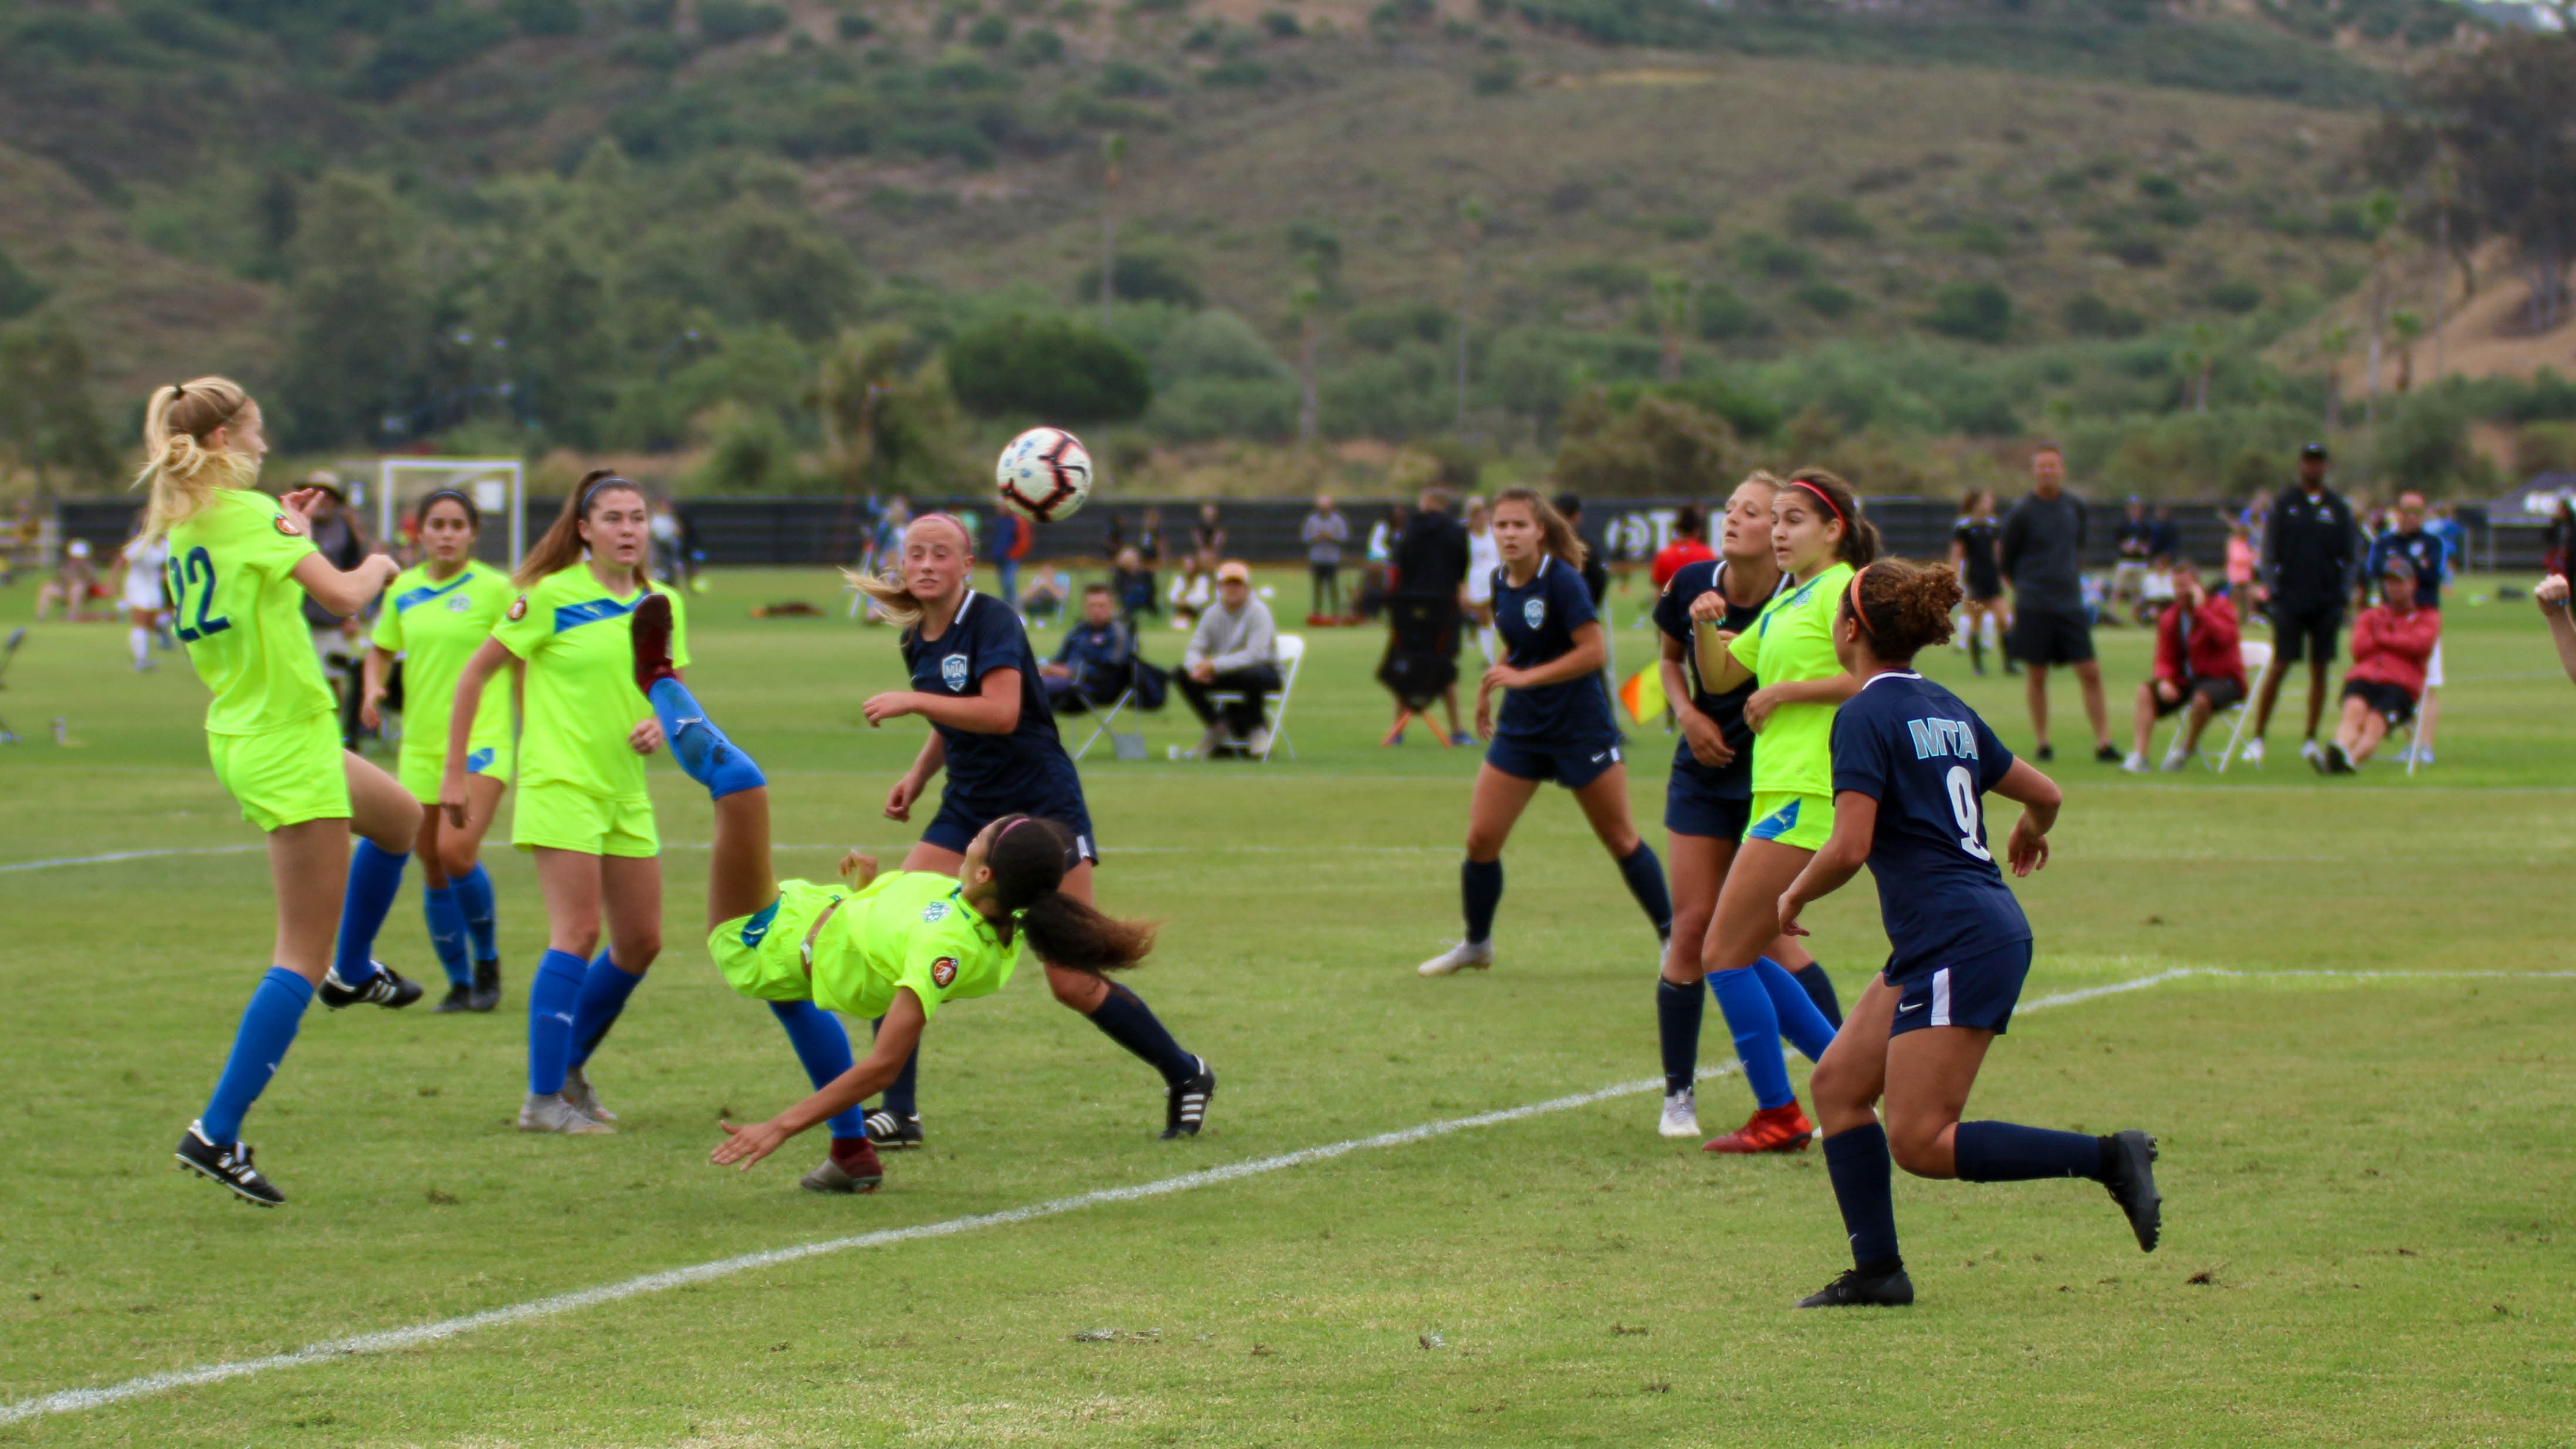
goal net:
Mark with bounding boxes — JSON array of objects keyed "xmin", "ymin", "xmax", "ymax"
[{"xmin": 372, "ymin": 459, "xmax": 527, "ymax": 568}]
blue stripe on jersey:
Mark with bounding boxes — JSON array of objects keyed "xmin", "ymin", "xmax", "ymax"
[
  {"xmin": 395, "ymin": 576, "xmax": 472, "ymax": 613},
  {"xmin": 554, "ymin": 596, "xmax": 638, "ymax": 632}
]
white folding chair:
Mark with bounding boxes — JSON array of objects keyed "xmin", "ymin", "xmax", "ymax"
[
  {"xmin": 1204, "ymin": 634, "xmax": 1304, "ymax": 762},
  {"xmin": 1072, "ymin": 663, "xmax": 1145, "ymax": 763},
  {"xmin": 2206, "ymin": 639, "xmax": 2273, "ymax": 773}
]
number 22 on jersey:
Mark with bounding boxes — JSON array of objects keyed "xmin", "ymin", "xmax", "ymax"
[{"xmin": 164, "ymin": 546, "xmax": 233, "ymax": 642}]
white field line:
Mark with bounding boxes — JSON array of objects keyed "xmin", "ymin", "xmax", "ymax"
[
  {"xmin": 15, "ymin": 964, "xmax": 2565, "ymax": 1424},
  {"xmin": 0, "ymin": 841, "xmax": 1460, "ymax": 875}
]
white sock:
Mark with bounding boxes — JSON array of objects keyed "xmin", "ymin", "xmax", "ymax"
[
  {"xmin": 1477, "ymin": 627, "xmax": 1496, "ymax": 665},
  {"xmin": 130, "ymin": 627, "xmax": 150, "ymax": 665}
]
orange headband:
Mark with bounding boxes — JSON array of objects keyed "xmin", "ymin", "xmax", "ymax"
[
  {"xmin": 1792, "ymin": 476, "xmax": 1847, "ymax": 531},
  {"xmin": 1846, "ymin": 562, "xmax": 1875, "ymax": 639}
]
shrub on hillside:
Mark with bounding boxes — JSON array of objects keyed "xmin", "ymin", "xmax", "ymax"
[
  {"xmin": 699, "ymin": 0, "xmax": 789, "ymax": 43},
  {"xmin": 1922, "ymin": 282, "xmax": 2012, "ymax": 343},
  {"xmin": 1346, "ymin": 302, "xmax": 1452, "ymax": 351},
  {"xmin": 948, "ymin": 314, "xmax": 1152, "ymax": 424},
  {"xmin": 1078, "ymin": 251, "xmax": 1204, "ymax": 310},
  {"xmin": 1786, "ymin": 192, "xmax": 1874, "ymax": 241},
  {"xmin": 2064, "ymin": 292, "xmax": 2147, "ymax": 338},
  {"xmin": 1551, "ymin": 388, "xmax": 1736, "ymax": 497}
]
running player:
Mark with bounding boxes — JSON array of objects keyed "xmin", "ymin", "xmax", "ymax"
[
  {"xmin": 855, "ymin": 513, "xmax": 1216, "ymax": 1142},
  {"xmin": 444, "ymin": 474, "xmax": 682, "ymax": 1135},
  {"xmin": 1651, "ymin": 472, "xmax": 1843, "ymax": 1140},
  {"xmin": 146, "ymin": 377, "xmax": 426, "ymax": 1207},
  {"xmin": 1778, "ymin": 558, "xmax": 2160, "ymax": 1307},
  {"xmin": 1948, "ymin": 490, "xmax": 2008, "ymax": 676},
  {"xmin": 1416, "ymin": 489, "xmax": 1673, "ymax": 979},
  {"xmin": 117, "ymin": 514, "xmax": 170, "ymax": 672},
  {"xmin": 1686, "ymin": 469, "xmax": 1875, "ymax": 1154},
  {"xmin": 354, "ymin": 490, "xmax": 515, "ymax": 1011}
]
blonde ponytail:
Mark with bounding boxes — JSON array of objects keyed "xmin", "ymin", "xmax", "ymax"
[
  {"xmin": 130, "ymin": 377, "xmax": 259, "ymax": 545},
  {"xmin": 842, "ymin": 512, "xmax": 971, "ymax": 637}
]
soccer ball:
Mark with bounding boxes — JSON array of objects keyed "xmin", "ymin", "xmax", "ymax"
[{"xmin": 994, "ymin": 427, "xmax": 1093, "ymax": 523}]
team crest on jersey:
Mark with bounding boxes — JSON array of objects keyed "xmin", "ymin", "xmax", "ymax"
[
  {"xmin": 506, "ymin": 596, "xmax": 528, "ymax": 622},
  {"xmin": 930, "ymin": 956, "xmax": 959, "ymax": 988},
  {"xmin": 922, "ymin": 899, "xmax": 950, "ymax": 924},
  {"xmin": 272, "ymin": 514, "xmax": 303, "ymax": 537},
  {"xmin": 940, "ymin": 654, "xmax": 969, "ymax": 690},
  {"xmin": 1522, "ymin": 597, "xmax": 1545, "ymax": 629},
  {"xmin": 448, "ymin": 593, "xmax": 474, "ymax": 614}
]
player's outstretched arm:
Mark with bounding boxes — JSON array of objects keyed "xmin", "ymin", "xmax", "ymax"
[
  {"xmin": 1991, "ymin": 759, "xmax": 2062, "ymax": 877},
  {"xmin": 713, "ymin": 991, "xmax": 928, "ymax": 1170},
  {"xmin": 864, "ymin": 668, "xmax": 1024, "ymax": 734},
  {"xmin": 289, "ymin": 547, "xmax": 398, "ymax": 619},
  {"xmin": 1778, "ymin": 790, "xmax": 1878, "ymax": 937}
]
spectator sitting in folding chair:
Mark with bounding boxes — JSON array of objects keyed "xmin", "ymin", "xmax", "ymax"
[
  {"xmin": 2321, "ymin": 556, "xmax": 2439, "ymax": 775},
  {"xmin": 1041, "ymin": 584, "xmax": 1135, "ymax": 716},
  {"xmin": 1178, "ymin": 561, "xmax": 1279, "ymax": 758},
  {"xmin": 2124, "ymin": 558, "xmax": 2243, "ymax": 773}
]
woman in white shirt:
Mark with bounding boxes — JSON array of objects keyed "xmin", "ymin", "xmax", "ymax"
[{"xmin": 1463, "ymin": 496, "xmax": 1501, "ymax": 663}]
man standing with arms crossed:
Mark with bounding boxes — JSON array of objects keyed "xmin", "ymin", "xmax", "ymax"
[
  {"xmin": 2000, "ymin": 443, "xmax": 2116, "ymax": 763},
  {"xmin": 2243, "ymin": 442, "xmax": 2360, "ymax": 767}
]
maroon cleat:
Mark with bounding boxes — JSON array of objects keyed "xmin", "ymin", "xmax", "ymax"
[
  {"xmin": 800, "ymin": 1136, "xmax": 884, "ymax": 1194},
  {"xmin": 631, "ymin": 591, "xmax": 679, "ymax": 694}
]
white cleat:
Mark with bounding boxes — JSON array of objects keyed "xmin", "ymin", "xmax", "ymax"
[
  {"xmin": 1660, "ymin": 1089, "xmax": 1702, "ymax": 1139},
  {"xmin": 1416, "ymin": 940, "xmax": 1494, "ymax": 977},
  {"xmin": 2240, "ymin": 737, "xmax": 2266, "ymax": 768},
  {"xmin": 561, "ymin": 1065, "xmax": 618, "ymax": 1123},
  {"xmin": 1245, "ymin": 725, "xmax": 1272, "ymax": 757},
  {"xmin": 519, "ymin": 1092, "xmax": 615, "ymax": 1135},
  {"xmin": 2121, "ymin": 751, "xmax": 2151, "ymax": 774},
  {"xmin": 2299, "ymin": 737, "xmax": 2325, "ymax": 769},
  {"xmin": 2159, "ymin": 747, "xmax": 2191, "ymax": 772}
]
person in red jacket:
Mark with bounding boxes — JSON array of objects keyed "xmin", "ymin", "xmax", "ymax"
[
  {"xmin": 2323, "ymin": 556, "xmax": 2440, "ymax": 774},
  {"xmin": 1650, "ymin": 504, "xmax": 1716, "ymax": 590},
  {"xmin": 2124, "ymin": 558, "xmax": 2245, "ymax": 772}
]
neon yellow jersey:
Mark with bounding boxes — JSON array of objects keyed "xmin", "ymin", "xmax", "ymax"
[
  {"xmin": 490, "ymin": 565, "xmax": 689, "ymax": 800},
  {"xmin": 1728, "ymin": 560, "xmax": 1855, "ymax": 799},
  {"xmin": 163, "ymin": 487, "xmax": 332, "ymax": 735},
  {"xmin": 374, "ymin": 560, "xmax": 514, "ymax": 776},
  {"xmin": 809, "ymin": 871, "xmax": 1021, "ymax": 1024}
]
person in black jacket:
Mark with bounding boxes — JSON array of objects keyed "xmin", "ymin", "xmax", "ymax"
[
  {"xmin": 1555, "ymin": 492, "xmax": 1613, "ymax": 607},
  {"xmin": 2244, "ymin": 443, "xmax": 2361, "ymax": 767},
  {"xmin": 1391, "ymin": 487, "xmax": 1473, "ymax": 743}
]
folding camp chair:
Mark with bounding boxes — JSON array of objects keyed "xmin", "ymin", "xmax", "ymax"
[
  {"xmin": 1203, "ymin": 635, "xmax": 1304, "ymax": 762},
  {"xmin": 2207, "ymin": 639, "xmax": 2273, "ymax": 773},
  {"xmin": 0, "ymin": 627, "xmax": 22, "ymax": 743},
  {"xmin": 1378, "ymin": 595, "xmax": 1461, "ymax": 747},
  {"xmin": 1071, "ymin": 651, "xmax": 1166, "ymax": 762}
]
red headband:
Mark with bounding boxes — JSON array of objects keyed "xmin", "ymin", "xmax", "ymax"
[
  {"xmin": 1792, "ymin": 476, "xmax": 1847, "ymax": 530},
  {"xmin": 1846, "ymin": 562, "xmax": 1875, "ymax": 638}
]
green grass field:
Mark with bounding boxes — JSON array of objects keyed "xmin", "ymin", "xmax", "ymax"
[{"xmin": 2, "ymin": 564, "xmax": 2570, "ymax": 1446}]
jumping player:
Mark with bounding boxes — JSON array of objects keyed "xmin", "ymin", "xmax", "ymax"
[
  {"xmin": 356, "ymin": 489, "xmax": 516, "ymax": 1011},
  {"xmin": 1416, "ymin": 489, "xmax": 1673, "ymax": 979},
  {"xmin": 445, "ymin": 474, "xmax": 683, "ymax": 1135},
  {"xmin": 1779, "ymin": 558, "xmax": 2161, "ymax": 1308},
  {"xmin": 1687, "ymin": 469, "xmax": 1874, "ymax": 1154},
  {"xmin": 145, "ymin": 377, "xmax": 425, "ymax": 1207},
  {"xmin": 855, "ymin": 513, "xmax": 1216, "ymax": 1142},
  {"xmin": 1651, "ymin": 472, "xmax": 1843, "ymax": 1140}
]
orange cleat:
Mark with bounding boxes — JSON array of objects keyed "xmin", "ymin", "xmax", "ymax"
[{"xmin": 1703, "ymin": 1101, "xmax": 1815, "ymax": 1155}]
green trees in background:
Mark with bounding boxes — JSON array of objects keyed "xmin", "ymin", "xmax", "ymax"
[
  {"xmin": 949, "ymin": 314, "xmax": 1152, "ymax": 425},
  {"xmin": 274, "ymin": 173, "xmax": 425, "ymax": 451},
  {"xmin": 0, "ymin": 318, "xmax": 116, "ymax": 489},
  {"xmin": 2377, "ymin": 30, "xmax": 2576, "ymax": 334}
]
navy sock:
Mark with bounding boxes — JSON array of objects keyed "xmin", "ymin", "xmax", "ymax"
[
  {"xmin": 200, "ymin": 967, "xmax": 314, "ymax": 1145},
  {"xmin": 1794, "ymin": 960, "xmax": 1843, "ymax": 1028},
  {"xmin": 1614, "ymin": 842, "xmax": 1674, "ymax": 939},
  {"xmin": 1708, "ymin": 966, "xmax": 1794, "ymax": 1111},
  {"xmin": 452, "ymin": 863, "xmax": 497, "ymax": 963},
  {"xmin": 868, "ymin": 1017, "xmax": 920, "ymax": 1119},
  {"xmin": 769, "ymin": 1001, "xmax": 868, "ymax": 1139},
  {"xmin": 1461, "ymin": 858, "xmax": 1502, "ymax": 944},
  {"xmin": 527, "ymin": 948, "xmax": 588, "ymax": 1096},
  {"xmin": 1953, "ymin": 1120, "xmax": 2107, "ymax": 1183},
  {"xmin": 1823, "ymin": 1123, "xmax": 1902, "ymax": 1270},
  {"xmin": 1656, "ymin": 978, "xmax": 1703, "ymax": 1097},
  {"xmin": 568, "ymin": 950, "xmax": 644, "ymax": 1069},
  {"xmin": 330, "ymin": 839, "xmax": 408, "ymax": 984},
  {"xmin": 1085, "ymin": 983, "xmax": 1198, "ymax": 1086},
  {"xmin": 1754, "ymin": 956, "xmax": 1838, "ymax": 1062},
  {"xmin": 647, "ymin": 677, "xmax": 768, "ymax": 800},
  {"xmin": 422, "ymin": 883, "xmax": 471, "ymax": 987}
]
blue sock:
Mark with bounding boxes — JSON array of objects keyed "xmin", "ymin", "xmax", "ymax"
[
  {"xmin": 568, "ymin": 950, "xmax": 644, "ymax": 1069},
  {"xmin": 422, "ymin": 884, "xmax": 471, "ymax": 987},
  {"xmin": 200, "ymin": 967, "xmax": 314, "ymax": 1145},
  {"xmin": 1795, "ymin": 960, "xmax": 1843, "ymax": 1028},
  {"xmin": 646, "ymin": 677, "xmax": 767, "ymax": 800},
  {"xmin": 527, "ymin": 948, "xmax": 588, "ymax": 1096},
  {"xmin": 1708, "ymin": 966, "xmax": 1794, "ymax": 1111},
  {"xmin": 330, "ymin": 839, "xmax": 408, "ymax": 984},
  {"xmin": 769, "ymin": 1001, "xmax": 868, "ymax": 1139},
  {"xmin": 1656, "ymin": 979, "xmax": 1703, "ymax": 1097},
  {"xmin": 1614, "ymin": 842, "xmax": 1673, "ymax": 940},
  {"xmin": 1823, "ymin": 1123, "xmax": 1902, "ymax": 1270},
  {"xmin": 1954, "ymin": 1121, "xmax": 2107, "ymax": 1183},
  {"xmin": 1755, "ymin": 956, "xmax": 1839, "ymax": 1062},
  {"xmin": 867, "ymin": 1017, "xmax": 922, "ymax": 1120},
  {"xmin": 1461, "ymin": 858, "xmax": 1502, "ymax": 944},
  {"xmin": 452, "ymin": 863, "xmax": 497, "ymax": 963}
]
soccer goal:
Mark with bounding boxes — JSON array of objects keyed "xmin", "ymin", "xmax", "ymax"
[{"xmin": 373, "ymin": 458, "xmax": 527, "ymax": 567}]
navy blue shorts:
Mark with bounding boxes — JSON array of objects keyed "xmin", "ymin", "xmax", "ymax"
[
  {"xmin": 923, "ymin": 793, "xmax": 1099, "ymax": 864},
  {"xmin": 1664, "ymin": 762, "xmax": 1752, "ymax": 839},
  {"xmin": 1485, "ymin": 735, "xmax": 1622, "ymax": 790},
  {"xmin": 1886, "ymin": 939, "xmax": 2033, "ymax": 1038}
]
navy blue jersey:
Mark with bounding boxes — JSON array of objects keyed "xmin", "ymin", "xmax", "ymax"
[
  {"xmin": 2367, "ymin": 529, "xmax": 2446, "ymax": 611},
  {"xmin": 903, "ymin": 589, "xmax": 1088, "ymax": 814},
  {"xmin": 1830, "ymin": 671, "xmax": 2032, "ymax": 976},
  {"xmin": 1652, "ymin": 559, "xmax": 1777, "ymax": 799},
  {"xmin": 1492, "ymin": 554, "xmax": 1617, "ymax": 744}
]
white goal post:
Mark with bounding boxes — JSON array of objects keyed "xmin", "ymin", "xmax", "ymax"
[{"xmin": 373, "ymin": 458, "xmax": 527, "ymax": 567}]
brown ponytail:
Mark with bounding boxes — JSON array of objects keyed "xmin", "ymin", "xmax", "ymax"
[
  {"xmin": 514, "ymin": 470, "xmax": 648, "ymax": 590},
  {"xmin": 1839, "ymin": 557, "xmax": 1965, "ymax": 662},
  {"xmin": 984, "ymin": 816, "xmax": 1156, "ymax": 974},
  {"xmin": 1786, "ymin": 468, "xmax": 1880, "ymax": 568},
  {"xmin": 1493, "ymin": 486, "xmax": 1588, "ymax": 570}
]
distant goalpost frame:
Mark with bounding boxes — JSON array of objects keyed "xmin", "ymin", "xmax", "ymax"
[{"xmin": 374, "ymin": 458, "xmax": 527, "ymax": 568}]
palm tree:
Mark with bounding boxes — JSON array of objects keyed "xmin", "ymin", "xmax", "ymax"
[
  {"xmin": 2320, "ymin": 323, "xmax": 2353, "ymax": 431},
  {"xmin": 1291, "ymin": 270, "xmax": 1322, "ymax": 445},
  {"xmin": 1651, "ymin": 273, "xmax": 1691, "ymax": 384},
  {"xmin": 1455, "ymin": 195, "xmax": 1484, "ymax": 438},
  {"xmin": 2362, "ymin": 187, "xmax": 2401, "ymax": 424},
  {"xmin": 1099, "ymin": 133, "xmax": 1128, "ymax": 331},
  {"xmin": 2390, "ymin": 310, "xmax": 2425, "ymax": 393}
]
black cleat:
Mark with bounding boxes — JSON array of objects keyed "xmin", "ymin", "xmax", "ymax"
[
  {"xmin": 175, "ymin": 1120, "xmax": 284, "ymax": 1207},
  {"xmin": 1797, "ymin": 1264, "xmax": 1914, "ymax": 1308},
  {"xmin": 2035, "ymin": 743, "xmax": 2055, "ymax": 762},
  {"xmin": 864, "ymin": 1109, "xmax": 924, "ymax": 1149},
  {"xmin": 318, "ymin": 961, "xmax": 424, "ymax": 1010},
  {"xmin": 1162, "ymin": 1057, "xmax": 1216, "ymax": 1140},
  {"xmin": 2094, "ymin": 743, "xmax": 2123, "ymax": 764},
  {"xmin": 2102, "ymin": 1129, "xmax": 2162, "ymax": 1251},
  {"xmin": 631, "ymin": 591, "xmax": 678, "ymax": 694},
  {"xmin": 470, "ymin": 958, "xmax": 503, "ymax": 1013},
  {"xmin": 432, "ymin": 983, "xmax": 475, "ymax": 1013}
]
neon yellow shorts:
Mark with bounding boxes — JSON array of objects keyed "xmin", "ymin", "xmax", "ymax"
[
  {"xmin": 397, "ymin": 735, "xmax": 513, "ymax": 805},
  {"xmin": 208, "ymin": 716, "xmax": 350, "ymax": 832},
  {"xmin": 512, "ymin": 780, "xmax": 658, "ymax": 858},
  {"xmin": 1745, "ymin": 790, "xmax": 1834, "ymax": 852},
  {"xmin": 709, "ymin": 878, "xmax": 841, "ymax": 1003}
]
